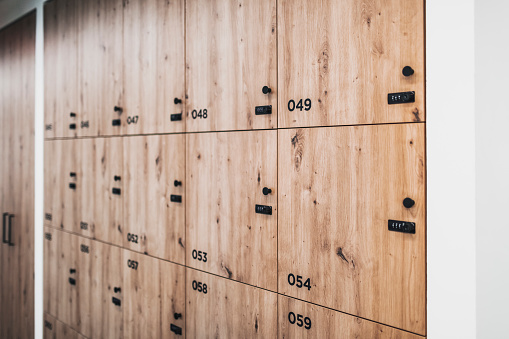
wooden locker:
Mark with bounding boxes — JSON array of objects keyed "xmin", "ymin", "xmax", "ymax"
[
  {"xmin": 186, "ymin": 0, "xmax": 277, "ymax": 132},
  {"xmin": 186, "ymin": 268, "xmax": 278, "ymax": 338},
  {"xmin": 43, "ymin": 228, "xmax": 79, "ymax": 329},
  {"xmin": 278, "ymin": 124, "xmax": 426, "ymax": 334},
  {"xmin": 278, "ymin": 0, "xmax": 425, "ymax": 128},
  {"xmin": 186, "ymin": 130, "xmax": 277, "ymax": 291},
  {"xmin": 44, "ymin": 0, "xmax": 79, "ymax": 138},
  {"xmin": 123, "ymin": 250, "xmax": 185, "ymax": 338},
  {"xmin": 278, "ymin": 295, "xmax": 424, "ymax": 339},
  {"xmin": 123, "ymin": 134, "xmax": 185, "ymax": 264},
  {"xmin": 78, "ymin": 137, "xmax": 123, "ymax": 246},
  {"xmin": 122, "ymin": 0, "xmax": 185, "ymax": 135},
  {"xmin": 43, "ymin": 313, "xmax": 86, "ymax": 339},
  {"xmin": 43, "ymin": 140, "xmax": 58, "ymax": 227},
  {"xmin": 77, "ymin": 0, "xmax": 123, "ymax": 136},
  {"xmin": 75, "ymin": 237, "xmax": 123, "ymax": 339},
  {"xmin": 55, "ymin": 139, "xmax": 79, "ymax": 232}
]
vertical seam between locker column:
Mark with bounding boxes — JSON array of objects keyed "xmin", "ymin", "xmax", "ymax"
[
  {"xmin": 183, "ymin": 0, "xmax": 187, "ymax": 336},
  {"xmin": 275, "ymin": 0, "xmax": 279, "ymax": 336}
]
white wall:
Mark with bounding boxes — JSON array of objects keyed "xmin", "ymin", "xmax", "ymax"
[
  {"xmin": 426, "ymin": 0, "xmax": 477, "ymax": 338},
  {"xmin": 475, "ymin": 1, "xmax": 509, "ymax": 338}
]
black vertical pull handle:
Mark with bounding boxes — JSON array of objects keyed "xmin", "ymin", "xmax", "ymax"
[
  {"xmin": 2, "ymin": 213, "xmax": 8, "ymax": 244},
  {"xmin": 8, "ymin": 215, "xmax": 14, "ymax": 246}
]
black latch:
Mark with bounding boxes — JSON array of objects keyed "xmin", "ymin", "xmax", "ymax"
[
  {"xmin": 114, "ymin": 175, "xmax": 121, "ymax": 181},
  {"xmin": 69, "ymin": 123, "xmax": 76, "ymax": 130},
  {"xmin": 114, "ymin": 287, "xmax": 121, "ymax": 293},
  {"xmin": 255, "ymin": 105, "xmax": 272, "ymax": 115},
  {"xmin": 170, "ymin": 195, "xmax": 182, "ymax": 203},
  {"xmin": 70, "ymin": 268, "xmax": 76, "ymax": 274},
  {"xmin": 171, "ymin": 113, "xmax": 182, "ymax": 121},
  {"xmin": 68, "ymin": 278, "xmax": 76, "ymax": 285},
  {"xmin": 388, "ymin": 91, "xmax": 415, "ymax": 105},
  {"xmin": 174, "ymin": 180, "xmax": 182, "ymax": 187},
  {"xmin": 112, "ymin": 119, "xmax": 121, "ymax": 126},
  {"xmin": 174, "ymin": 313, "xmax": 182, "ymax": 320},
  {"xmin": 70, "ymin": 172, "xmax": 76, "ymax": 178},
  {"xmin": 70, "ymin": 112, "xmax": 76, "ymax": 118},
  {"xmin": 45, "ymin": 213, "xmax": 52, "ymax": 221},
  {"xmin": 112, "ymin": 297, "xmax": 121, "ymax": 306},
  {"xmin": 114, "ymin": 106, "xmax": 123, "ymax": 113},
  {"xmin": 69, "ymin": 183, "xmax": 76, "ymax": 190},
  {"xmin": 255, "ymin": 204, "xmax": 272, "ymax": 215},
  {"xmin": 112, "ymin": 188, "xmax": 121, "ymax": 195},
  {"xmin": 44, "ymin": 320, "xmax": 53, "ymax": 330},
  {"xmin": 388, "ymin": 219, "xmax": 416, "ymax": 234},
  {"xmin": 174, "ymin": 98, "xmax": 182, "ymax": 104},
  {"xmin": 170, "ymin": 324, "xmax": 182, "ymax": 335}
]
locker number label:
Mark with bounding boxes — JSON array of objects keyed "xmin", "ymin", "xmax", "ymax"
[
  {"xmin": 192, "ymin": 280, "xmax": 208, "ymax": 294},
  {"xmin": 288, "ymin": 273, "xmax": 311, "ymax": 291},
  {"xmin": 191, "ymin": 108, "xmax": 208, "ymax": 119},
  {"xmin": 288, "ymin": 312, "xmax": 312, "ymax": 330},
  {"xmin": 127, "ymin": 259, "xmax": 139, "ymax": 270},
  {"xmin": 192, "ymin": 249, "xmax": 207, "ymax": 263},
  {"xmin": 127, "ymin": 233, "xmax": 139, "ymax": 244},
  {"xmin": 127, "ymin": 116, "xmax": 139, "ymax": 124},
  {"xmin": 288, "ymin": 99, "xmax": 312, "ymax": 112}
]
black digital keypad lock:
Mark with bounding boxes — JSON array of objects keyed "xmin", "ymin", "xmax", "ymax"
[
  {"xmin": 387, "ymin": 91, "xmax": 415, "ymax": 105},
  {"xmin": 255, "ymin": 105, "xmax": 272, "ymax": 115},
  {"xmin": 388, "ymin": 219, "xmax": 416, "ymax": 234},
  {"xmin": 255, "ymin": 204, "xmax": 272, "ymax": 215}
]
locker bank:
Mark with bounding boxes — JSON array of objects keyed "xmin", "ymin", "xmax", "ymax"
[{"xmin": 0, "ymin": 0, "xmax": 502, "ymax": 338}]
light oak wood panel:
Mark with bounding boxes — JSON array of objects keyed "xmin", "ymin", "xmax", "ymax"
[
  {"xmin": 186, "ymin": 268, "xmax": 278, "ymax": 338},
  {"xmin": 186, "ymin": 131, "xmax": 277, "ymax": 290},
  {"xmin": 77, "ymin": 0, "xmax": 123, "ymax": 136},
  {"xmin": 43, "ymin": 228, "xmax": 79, "ymax": 328},
  {"xmin": 78, "ymin": 138, "xmax": 123, "ymax": 246},
  {"xmin": 278, "ymin": 295, "xmax": 424, "ymax": 339},
  {"xmin": 44, "ymin": 313, "xmax": 86, "ymax": 339},
  {"xmin": 123, "ymin": 135, "xmax": 185, "ymax": 263},
  {"xmin": 44, "ymin": 0, "xmax": 78, "ymax": 138},
  {"xmin": 75, "ymin": 236, "xmax": 123, "ymax": 338},
  {"xmin": 186, "ymin": 0, "xmax": 277, "ymax": 132},
  {"xmin": 278, "ymin": 0, "xmax": 425, "ymax": 128},
  {"xmin": 56, "ymin": 140, "xmax": 79, "ymax": 232},
  {"xmin": 122, "ymin": 0, "xmax": 185, "ymax": 135},
  {"xmin": 123, "ymin": 250, "xmax": 185, "ymax": 338},
  {"xmin": 278, "ymin": 124, "xmax": 426, "ymax": 334},
  {"xmin": 44, "ymin": 140, "xmax": 59, "ymax": 227}
]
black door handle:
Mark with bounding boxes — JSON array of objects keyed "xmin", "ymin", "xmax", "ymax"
[
  {"xmin": 2, "ymin": 212, "xmax": 8, "ymax": 244},
  {"xmin": 8, "ymin": 214, "xmax": 14, "ymax": 246}
]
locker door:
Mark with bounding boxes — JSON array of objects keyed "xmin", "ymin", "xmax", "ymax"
[
  {"xmin": 186, "ymin": 131, "xmax": 277, "ymax": 290},
  {"xmin": 75, "ymin": 237, "xmax": 123, "ymax": 338},
  {"xmin": 278, "ymin": 295, "xmax": 424, "ymax": 339},
  {"xmin": 186, "ymin": 0, "xmax": 277, "ymax": 132},
  {"xmin": 186, "ymin": 268, "xmax": 277, "ymax": 338},
  {"xmin": 79, "ymin": 137, "xmax": 123, "ymax": 246},
  {"xmin": 44, "ymin": 0, "xmax": 79, "ymax": 138},
  {"xmin": 278, "ymin": 0, "xmax": 425, "ymax": 128},
  {"xmin": 77, "ymin": 0, "xmax": 123, "ymax": 136},
  {"xmin": 278, "ymin": 124, "xmax": 426, "ymax": 334},
  {"xmin": 44, "ymin": 229, "xmax": 79, "ymax": 328},
  {"xmin": 123, "ymin": 135, "xmax": 185, "ymax": 263},
  {"xmin": 44, "ymin": 313, "xmax": 87, "ymax": 339},
  {"xmin": 123, "ymin": 250, "xmax": 185, "ymax": 338},
  {"xmin": 123, "ymin": 0, "xmax": 185, "ymax": 135},
  {"xmin": 55, "ymin": 140, "xmax": 79, "ymax": 232},
  {"xmin": 43, "ymin": 140, "xmax": 58, "ymax": 227}
]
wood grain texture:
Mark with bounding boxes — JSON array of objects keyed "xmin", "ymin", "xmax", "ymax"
[
  {"xmin": 79, "ymin": 138, "xmax": 123, "ymax": 246},
  {"xmin": 278, "ymin": 295, "xmax": 424, "ymax": 339},
  {"xmin": 44, "ymin": 0, "xmax": 78, "ymax": 138},
  {"xmin": 57, "ymin": 140, "xmax": 79, "ymax": 232},
  {"xmin": 123, "ymin": 250, "xmax": 185, "ymax": 339},
  {"xmin": 278, "ymin": 124, "xmax": 426, "ymax": 334},
  {"xmin": 186, "ymin": 130, "xmax": 277, "ymax": 290},
  {"xmin": 77, "ymin": 0, "xmax": 123, "ymax": 136},
  {"xmin": 44, "ymin": 313, "xmax": 86, "ymax": 339},
  {"xmin": 75, "ymin": 237, "xmax": 123, "ymax": 338},
  {"xmin": 278, "ymin": 0, "xmax": 425, "ymax": 128},
  {"xmin": 186, "ymin": 268, "xmax": 278, "ymax": 338},
  {"xmin": 123, "ymin": 0, "xmax": 185, "ymax": 135},
  {"xmin": 186, "ymin": 0, "xmax": 277, "ymax": 132},
  {"xmin": 123, "ymin": 135, "xmax": 185, "ymax": 263}
]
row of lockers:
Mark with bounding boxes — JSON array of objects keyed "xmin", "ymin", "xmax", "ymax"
[
  {"xmin": 44, "ymin": 0, "xmax": 424, "ymax": 138},
  {"xmin": 44, "ymin": 123, "xmax": 426, "ymax": 334},
  {"xmin": 44, "ymin": 227, "xmax": 424, "ymax": 339}
]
